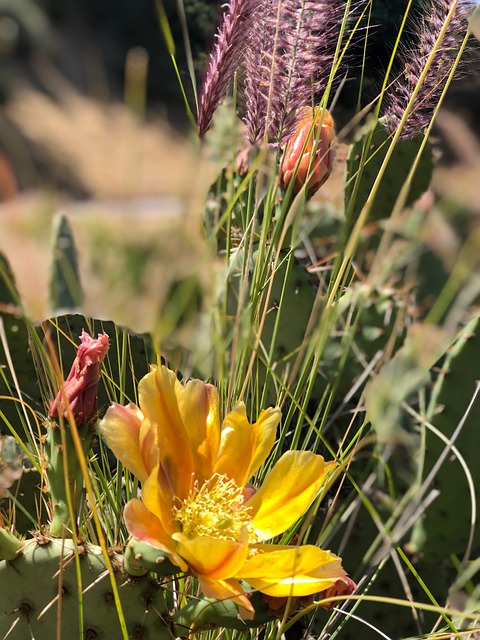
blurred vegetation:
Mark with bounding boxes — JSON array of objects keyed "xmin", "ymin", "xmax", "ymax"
[
  {"xmin": 0, "ymin": 0, "xmax": 460, "ymax": 118},
  {"xmin": 0, "ymin": 0, "xmax": 222, "ymax": 116}
]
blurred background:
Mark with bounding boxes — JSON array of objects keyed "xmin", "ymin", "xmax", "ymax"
[{"xmin": 0, "ymin": 0, "xmax": 479, "ymax": 330}]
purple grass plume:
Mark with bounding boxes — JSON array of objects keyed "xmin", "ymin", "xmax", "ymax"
[
  {"xmin": 197, "ymin": 0, "xmax": 258, "ymax": 137},
  {"xmin": 384, "ymin": 0, "xmax": 475, "ymax": 139},
  {"xmin": 243, "ymin": 0, "xmax": 345, "ymax": 144},
  {"xmin": 198, "ymin": 0, "xmax": 345, "ymax": 144}
]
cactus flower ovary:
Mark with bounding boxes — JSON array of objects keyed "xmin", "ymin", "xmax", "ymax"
[{"xmin": 100, "ymin": 365, "xmax": 349, "ymax": 614}]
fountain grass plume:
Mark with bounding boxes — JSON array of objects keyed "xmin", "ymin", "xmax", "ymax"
[
  {"xmin": 245, "ymin": 0, "xmax": 345, "ymax": 144},
  {"xmin": 197, "ymin": 0, "xmax": 258, "ymax": 137},
  {"xmin": 385, "ymin": 0, "xmax": 475, "ymax": 138},
  {"xmin": 198, "ymin": 0, "xmax": 346, "ymax": 144},
  {"xmin": 241, "ymin": 0, "xmax": 278, "ymax": 144},
  {"xmin": 277, "ymin": 1, "xmax": 346, "ymax": 124}
]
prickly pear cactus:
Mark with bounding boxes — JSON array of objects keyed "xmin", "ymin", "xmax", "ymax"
[
  {"xmin": 0, "ymin": 313, "xmax": 37, "ymax": 435},
  {"xmin": 410, "ymin": 314, "xmax": 480, "ymax": 561},
  {"xmin": 0, "ymin": 538, "xmax": 172, "ymax": 639},
  {"xmin": 345, "ymin": 118, "xmax": 433, "ymax": 221},
  {"xmin": 0, "ymin": 251, "xmax": 20, "ymax": 309},
  {"xmin": 227, "ymin": 246, "xmax": 319, "ymax": 403},
  {"xmin": 49, "ymin": 213, "xmax": 84, "ymax": 313},
  {"xmin": 227, "ymin": 245, "xmax": 411, "ymax": 415},
  {"xmin": 320, "ymin": 283, "xmax": 410, "ymax": 396}
]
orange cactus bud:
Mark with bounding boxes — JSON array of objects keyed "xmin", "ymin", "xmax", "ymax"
[{"xmin": 280, "ymin": 107, "xmax": 335, "ymax": 198}]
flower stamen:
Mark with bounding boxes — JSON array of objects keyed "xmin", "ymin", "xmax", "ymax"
[{"xmin": 174, "ymin": 474, "xmax": 252, "ymax": 542}]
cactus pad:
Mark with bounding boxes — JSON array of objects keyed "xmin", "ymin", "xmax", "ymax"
[
  {"xmin": 410, "ymin": 315, "xmax": 480, "ymax": 561},
  {"xmin": 0, "ymin": 538, "xmax": 172, "ymax": 639},
  {"xmin": 345, "ymin": 118, "xmax": 433, "ymax": 221},
  {"xmin": 49, "ymin": 214, "xmax": 84, "ymax": 313}
]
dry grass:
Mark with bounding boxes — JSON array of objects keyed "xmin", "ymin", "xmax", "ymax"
[{"xmin": 0, "ymin": 83, "xmax": 209, "ymax": 329}]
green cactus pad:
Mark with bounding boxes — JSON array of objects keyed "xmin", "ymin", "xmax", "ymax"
[
  {"xmin": 0, "ymin": 252, "xmax": 20, "ymax": 309},
  {"xmin": 321, "ymin": 283, "xmax": 409, "ymax": 396},
  {"xmin": 0, "ymin": 310, "xmax": 38, "ymax": 438},
  {"xmin": 0, "ymin": 538, "xmax": 172, "ymax": 639},
  {"xmin": 410, "ymin": 315, "xmax": 480, "ymax": 561},
  {"xmin": 49, "ymin": 214, "xmax": 84, "ymax": 313},
  {"xmin": 124, "ymin": 538, "xmax": 180, "ymax": 578},
  {"xmin": 173, "ymin": 591, "xmax": 273, "ymax": 635},
  {"xmin": 345, "ymin": 118, "xmax": 433, "ymax": 222},
  {"xmin": 227, "ymin": 247, "xmax": 319, "ymax": 403},
  {"xmin": 228, "ymin": 249, "xmax": 410, "ymax": 410}
]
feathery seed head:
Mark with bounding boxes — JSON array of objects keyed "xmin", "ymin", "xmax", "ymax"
[{"xmin": 384, "ymin": 0, "xmax": 474, "ymax": 138}]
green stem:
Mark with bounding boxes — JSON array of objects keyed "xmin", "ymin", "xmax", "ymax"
[
  {"xmin": 0, "ymin": 528, "xmax": 23, "ymax": 560},
  {"xmin": 44, "ymin": 420, "xmax": 92, "ymax": 537}
]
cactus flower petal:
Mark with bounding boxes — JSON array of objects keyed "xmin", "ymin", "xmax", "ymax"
[
  {"xmin": 141, "ymin": 463, "xmax": 178, "ymax": 536},
  {"xmin": 100, "ymin": 403, "xmax": 151, "ymax": 482},
  {"xmin": 124, "ymin": 498, "xmax": 187, "ymax": 571},
  {"xmin": 246, "ymin": 451, "xmax": 337, "ymax": 541},
  {"xmin": 172, "ymin": 530, "xmax": 249, "ymax": 579},
  {"xmin": 237, "ymin": 545, "xmax": 347, "ymax": 597},
  {"xmin": 138, "ymin": 366, "xmax": 195, "ymax": 503},
  {"xmin": 101, "ymin": 365, "xmax": 352, "ymax": 614},
  {"xmin": 176, "ymin": 379, "xmax": 221, "ymax": 484},
  {"xmin": 199, "ymin": 576, "xmax": 255, "ymax": 615},
  {"xmin": 214, "ymin": 404, "xmax": 281, "ymax": 487}
]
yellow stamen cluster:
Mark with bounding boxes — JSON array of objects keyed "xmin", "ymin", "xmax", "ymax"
[{"xmin": 174, "ymin": 474, "xmax": 252, "ymax": 542}]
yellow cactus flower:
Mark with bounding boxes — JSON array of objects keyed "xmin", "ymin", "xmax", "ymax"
[{"xmin": 100, "ymin": 365, "xmax": 350, "ymax": 615}]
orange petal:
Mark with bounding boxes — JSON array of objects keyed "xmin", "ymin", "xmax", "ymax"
[
  {"xmin": 214, "ymin": 404, "xmax": 280, "ymax": 487},
  {"xmin": 172, "ymin": 531, "xmax": 249, "ymax": 580},
  {"xmin": 237, "ymin": 544, "xmax": 347, "ymax": 597},
  {"xmin": 141, "ymin": 464, "xmax": 178, "ymax": 537},
  {"xmin": 247, "ymin": 451, "xmax": 336, "ymax": 540},
  {"xmin": 198, "ymin": 576, "xmax": 254, "ymax": 616},
  {"xmin": 139, "ymin": 366, "xmax": 194, "ymax": 502},
  {"xmin": 139, "ymin": 417, "xmax": 157, "ymax": 476},
  {"xmin": 124, "ymin": 499, "xmax": 187, "ymax": 571},
  {"xmin": 176, "ymin": 379, "xmax": 220, "ymax": 483},
  {"xmin": 100, "ymin": 403, "xmax": 149, "ymax": 482}
]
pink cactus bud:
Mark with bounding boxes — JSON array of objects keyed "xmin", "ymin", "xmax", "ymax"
[
  {"xmin": 49, "ymin": 331, "xmax": 109, "ymax": 425},
  {"xmin": 319, "ymin": 575, "xmax": 357, "ymax": 610},
  {"xmin": 280, "ymin": 107, "xmax": 335, "ymax": 198}
]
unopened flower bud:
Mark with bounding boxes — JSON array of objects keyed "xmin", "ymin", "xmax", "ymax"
[
  {"xmin": 49, "ymin": 331, "xmax": 109, "ymax": 425},
  {"xmin": 281, "ymin": 107, "xmax": 335, "ymax": 198}
]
